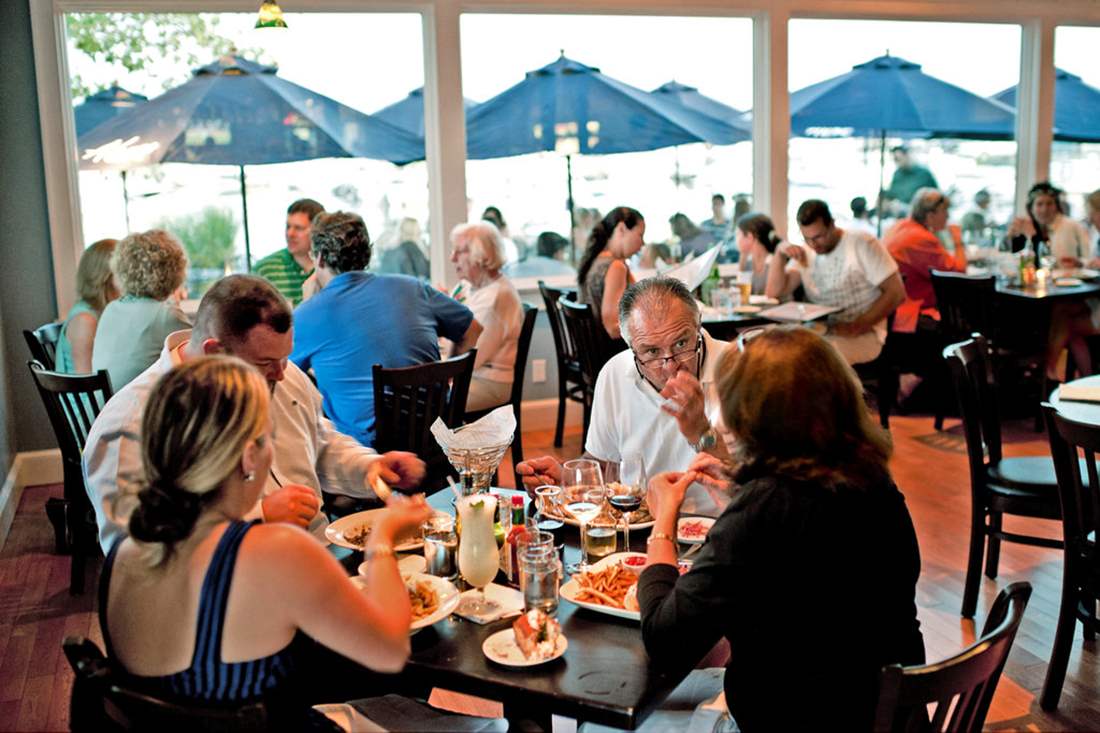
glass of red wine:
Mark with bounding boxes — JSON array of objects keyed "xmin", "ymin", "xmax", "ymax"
[{"xmin": 605, "ymin": 454, "xmax": 647, "ymax": 551}]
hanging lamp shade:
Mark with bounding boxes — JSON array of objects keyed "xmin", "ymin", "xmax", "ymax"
[{"xmin": 255, "ymin": 2, "xmax": 288, "ymax": 29}]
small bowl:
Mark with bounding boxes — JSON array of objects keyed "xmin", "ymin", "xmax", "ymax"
[{"xmin": 618, "ymin": 552, "xmax": 648, "ymax": 575}]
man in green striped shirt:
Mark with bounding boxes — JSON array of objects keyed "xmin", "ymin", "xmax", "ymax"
[{"xmin": 254, "ymin": 198, "xmax": 324, "ymax": 305}]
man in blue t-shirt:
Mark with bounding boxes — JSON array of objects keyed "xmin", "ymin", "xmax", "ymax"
[{"xmin": 291, "ymin": 212, "xmax": 482, "ymax": 447}]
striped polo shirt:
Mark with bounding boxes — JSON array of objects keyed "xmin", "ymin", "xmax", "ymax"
[{"xmin": 253, "ymin": 248, "xmax": 312, "ymax": 306}]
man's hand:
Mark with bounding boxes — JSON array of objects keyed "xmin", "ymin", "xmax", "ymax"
[
  {"xmin": 262, "ymin": 484, "xmax": 320, "ymax": 528},
  {"xmin": 779, "ymin": 243, "xmax": 809, "ymax": 267},
  {"xmin": 659, "ymin": 371, "xmax": 709, "ymax": 445},
  {"xmin": 515, "ymin": 456, "xmax": 563, "ymax": 494},
  {"xmin": 368, "ymin": 451, "xmax": 426, "ymax": 494},
  {"xmin": 831, "ymin": 320, "xmax": 872, "ymax": 337}
]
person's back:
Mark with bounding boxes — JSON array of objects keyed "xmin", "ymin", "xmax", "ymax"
[{"xmin": 93, "ymin": 295, "xmax": 190, "ymax": 389}]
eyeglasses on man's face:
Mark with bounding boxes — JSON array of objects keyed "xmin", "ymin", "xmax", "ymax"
[{"xmin": 633, "ymin": 332, "xmax": 703, "ymax": 369}]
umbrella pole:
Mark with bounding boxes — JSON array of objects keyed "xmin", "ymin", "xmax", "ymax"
[
  {"xmin": 876, "ymin": 130, "xmax": 886, "ymax": 238},
  {"xmin": 240, "ymin": 165, "xmax": 253, "ymax": 272},
  {"xmin": 566, "ymin": 154, "xmax": 577, "ymax": 264},
  {"xmin": 121, "ymin": 170, "xmax": 131, "ymax": 231}
]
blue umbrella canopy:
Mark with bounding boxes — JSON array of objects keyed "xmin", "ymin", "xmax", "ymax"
[
  {"xmin": 78, "ymin": 55, "xmax": 424, "ymax": 169},
  {"xmin": 648, "ymin": 81, "xmax": 750, "ymax": 133},
  {"xmin": 372, "ymin": 86, "xmax": 478, "ymax": 138},
  {"xmin": 74, "ymin": 85, "xmax": 148, "ymax": 137},
  {"xmin": 789, "ymin": 54, "xmax": 1016, "ymax": 139},
  {"xmin": 992, "ymin": 68, "xmax": 1100, "ymax": 143},
  {"xmin": 465, "ymin": 54, "xmax": 749, "ymax": 160}
]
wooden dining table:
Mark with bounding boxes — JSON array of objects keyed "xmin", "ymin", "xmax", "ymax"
[
  {"xmin": 321, "ymin": 488, "xmax": 695, "ymax": 731},
  {"xmin": 1048, "ymin": 375, "xmax": 1100, "ymax": 426}
]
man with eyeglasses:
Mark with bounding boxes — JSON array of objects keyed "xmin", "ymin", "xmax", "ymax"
[
  {"xmin": 517, "ymin": 277, "xmax": 733, "ymax": 516},
  {"xmin": 766, "ymin": 199, "xmax": 905, "ymax": 365}
]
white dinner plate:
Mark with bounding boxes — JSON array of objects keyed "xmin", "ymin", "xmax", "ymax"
[
  {"xmin": 358, "ymin": 554, "xmax": 427, "ymax": 577},
  {"xmin": 677, "ymin": 516, "xmax": 715, "ymax": 544},
  {"xmin": 326, "ymin": 509, "xmax": 448, "ymax": 552},
  {"xmin": 1053, "ymin": 268, "xmax": 1100, "ymax": 280},
  {"xmin": 349, "ymin": 573, "xmax": 460, "ymax": 634},
  {"xmin": 482, "ymin": 627, "xmax": 568, "ymax": 667},
  {"xmin": 733, "ymin": 304, "xmax": 762, "ymax": 314},
  {"xmin": 545, "ymin": 512, "xmax": 655, "ymax": 531},
  {"xmin": 749, "ymin": 295, "xmax": 779, "ymax": 306},
  {"xmin": 560, "ymin": 553, "xmax": 641, "ymax": 622},
  {"xmin": 1055, "ymin": 277, "xmax": 1085, "ymax": 287}
]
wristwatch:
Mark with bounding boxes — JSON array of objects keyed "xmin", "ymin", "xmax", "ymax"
[{"xmin": 693, "ymin": 427, "xmax": 718, "ymax": 452}]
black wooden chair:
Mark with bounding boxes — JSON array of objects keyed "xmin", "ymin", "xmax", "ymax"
[
  {"xmin": 373, "ymin": 351, "xmax": 475, "ymax": 493},
  {"xmin": 64, "ymin": 636, "xmax": 272, "ymax": 732},
  {"xmin": 944, "ymin": 336, "xmax": 1063, "ymax": 618},
  {"xmin": 872, "ymin": 581, "xmax": 1032, "ymax": 733},
  {"xmin": 465, "ymin": 304, "xmax": 538, "ymax": 489},
  {"xmin": 27, "ymin": 361, "xmax": 114, "ymax": 594},
  {"xmin": 24, "ymin": 321, "xmax": 64, "ymax": 370},
  {"xmin": 559, "ymin": 298, "xmax": 616, "ymax": 446},
  {"xmin": 539, "ymin": 282, "xmax": 587, "ymax": 447},
  {"xmin": 1039, "ymin": 403, "xmax": 1100, "ymax": 710}
]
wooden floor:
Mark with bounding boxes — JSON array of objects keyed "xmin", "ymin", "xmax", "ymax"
[{"xmin": 1, "ymin": 414, "xmax": 1098, "ymax": 731}]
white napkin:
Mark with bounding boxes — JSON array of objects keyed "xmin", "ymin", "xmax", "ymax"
[
  {"xmin": 453, "ymin": 583, "xmax": 524, "ymax": 624},
  {"xmin": 431, "ymin": 405, "xmax": 516, "ymax": 452},
  {"xmin": 1059, "ymin": 384, "xmax": 1100, "ymax": 403}
]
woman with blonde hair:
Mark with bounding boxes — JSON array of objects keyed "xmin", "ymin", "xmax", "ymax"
[
  {"xmin": 56, "ymin": 238, "xmax": 120, "ymax": 373},
  {"xmin": 100, "ymin": 356, "xmax": 455, "ymax": 729},
  {"xmin": 449, "ymin": 220, "xmax": 523, "ymax": 411},
  {"xmin": 637, "ymin": 327, "xmax": 923, "ymax": 732},
  {"xmin": 92, "ymin": 229, "xmax": 191, "ymax": 389}
]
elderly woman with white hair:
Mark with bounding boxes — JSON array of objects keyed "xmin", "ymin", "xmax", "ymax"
[
  {"xmin": 883, "ymin": 188, "xmax": 967, "ymax": 315},
  {"xmin": 449, "ymin": 221, "xmax": 524, "ymax": 411}
]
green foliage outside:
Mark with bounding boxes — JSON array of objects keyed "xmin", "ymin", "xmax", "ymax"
[
  {"xmin": 65, "ymin": 13, "xmax": 263, "ymax": 100},
  {"xmin": 160, "ymin": 207, "xmax": 239, "ymax": 296}
]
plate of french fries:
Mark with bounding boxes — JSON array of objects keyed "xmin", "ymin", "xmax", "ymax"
[
  {"xmin": 349, "ymin": 573, "xmax": 460, "ymax": 633},
  {"xmin": 560, "ymin": 553, "xmax": 642, "ymax": 621}
]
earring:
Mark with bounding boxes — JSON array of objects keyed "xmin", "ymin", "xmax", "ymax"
[{"xmin": 245, "ymin": 471, "xmax": 255, "ymax": 482}]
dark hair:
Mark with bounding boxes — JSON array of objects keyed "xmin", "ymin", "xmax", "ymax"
[
  {"xmin": 311, "ymin": 211, "xmax": 372, "ymax": 273},
  {"xmin": 577, "ymin": 206, "xmax": 643, "ymax": 290},
  {"xmin": 718, "ymin": 326, "xmax": 892, "ymax": 491},
  {"xmin": 192, "ymin": 275, "xmax": 292, "ymax": 348},
  {"xmin": 482, "ymin": 206, "xmax": 506, "ymax": 229},
  {"xmin": 736, "ymin": 212, "xmax": 782, "ymax": 254},
  {"xmin": 850, "ymin": 196, "xmax": 868, "ymax": 218},
  {"xmin": 618, "ymin": 276, "xmax": 700, "ymax": 342},
  {"xmin": 669, "ymin": 212, "xmax": 702, "ymax": 240},
  {"xmin": 287, "ymin": 198, "xmax": 324, "ymax": 221},
  {"xmin": 1027, "ymin": 181, "xmax": 1066, "ymax": 216},
  {"xmin": 536, "ymin": 231, "xmax": 569, "ymax": 258},
  {"xmin": 796, "ymin": 199, "xmax": 834, "ymax": 228},
  {"xmin": 711, "ymin": 193, "xmax": 726, "ymax": 204},
  {"xmin": 891, "ymin": 144, "xmax": 909, "ymax": 155}
]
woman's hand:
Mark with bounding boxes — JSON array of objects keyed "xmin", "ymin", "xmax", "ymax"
[
  {"xmin": 370, "ymin": 494, "xmax": 433, "ymax": 546},
  {"xmin": 688, "ymin": 453, "xmax": 735, "ymax": 492},
  {"xmin": 1009, "ymin": 216, "xmax": 1036, "ymax": 240},
  {"xmin": 647, "ymin": 471, "xmax": 696, "ymax": 524}
]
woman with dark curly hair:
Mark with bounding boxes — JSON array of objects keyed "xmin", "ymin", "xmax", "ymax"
[
  {"xmin": 92, "ymin": 229, "xmax": 191, "ymax": 389},
  {"xmin": 291, "ymin": 212, "xmax": 482, "ymax": 447},
  {"xmin": 634, "ymin": 327, "xmax": 923, "ymax": 732}
]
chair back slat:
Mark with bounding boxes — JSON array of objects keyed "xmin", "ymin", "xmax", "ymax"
[
  {"xmin": 27, "ymin": 361, "xmax": 114, "ymax": 465},
  {"xmin": 539, "ymin": 282, "xmax": 582, "ymax": 368},
  {"xmin": 509, "ymin": 304, "xmax": 538, "ymax": 405},
  {"xmin": 559, "ymin": 298, "xmax": 614, "ymax": 387},
  {"xmin": 1044, "ymin": 404, "xmax": 1100, "ymax": 559},
  {"xmin": 24, "ymin": 322, "xmax": 64, "ymax": 371},
  {"xmin": 872, "ymin": 582, "xmax": 1032, "ymax": 733},
  {"xmin": 372, "ymin": 351, "xmax": 475, "ymax": 490},
  {"xmin": 931, "ymin": 272, "xmax": 996, "ymax": 344},
  {"xmin": 944, "ymin": 335, "xmax": 1003, "ymax": 470}
]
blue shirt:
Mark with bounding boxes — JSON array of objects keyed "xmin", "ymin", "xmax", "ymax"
[{"xmin": 291, "ymin": 272, "xmax": 474, "ymax": 446}]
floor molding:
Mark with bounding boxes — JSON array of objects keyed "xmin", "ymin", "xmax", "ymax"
[{"xmin": 0, "ymin": 448, "xmax": 62, "ymax": 552}]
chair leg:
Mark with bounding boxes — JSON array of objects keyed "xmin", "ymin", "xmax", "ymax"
[
  {"xmin": 1083, "ymin": 600, "xmax": 1097, "ymax": 641},
  {"xmin": 1041, "ymin": 559, "xmax": 1080, "ymax": 710},
  {"xmin": 961, "ymin": 506, "xmax": 986, "ymax": 618},
  {"xmin": 985, "ymin": 512, "xmax": 1002, "ymax": 580},
  {"xmin": 554, "ymin": 380, "xmax": 567, "ymax": 448},
  {"xmin": 511, "ymin": 412, "xmax": 524, "ymax": 491}
]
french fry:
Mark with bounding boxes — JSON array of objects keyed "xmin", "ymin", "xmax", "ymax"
[{"xmin": 574, "ymin": 564, "xmax": 637, "ymax": 609}]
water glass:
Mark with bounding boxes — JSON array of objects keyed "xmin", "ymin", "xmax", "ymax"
[
  {"xmin": 519, "ymin": 542, "xmax": 561, "ymax": 615},
  {"xmin": 422, "ymin": 515, "xmax": 458, "ymax": 581},
  {"xmin": 711, "ymin": 287, "xmax": 736, "ymax": 315}
]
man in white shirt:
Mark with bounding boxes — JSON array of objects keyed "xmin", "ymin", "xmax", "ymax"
[
  {"xmin": 766, "ymin": 199, "xmax": 905, "ymax": 365},
  {"xmin": 517, "ymin": 277, "xmax": 733, "ymax": 516},
  {"xmin": 84, "ymin": 274, "xmax": 424, "ymax": 550}
]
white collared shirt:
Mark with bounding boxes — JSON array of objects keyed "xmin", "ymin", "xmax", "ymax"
[
  {"xmin": 585, "ymin": 330, "xmax": 731, "ymax": 517},
  {"xmin": 83, "ymin": 330, "xmax": 379, "ymax": 550}
]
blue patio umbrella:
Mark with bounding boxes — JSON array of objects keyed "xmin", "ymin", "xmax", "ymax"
[
  {"xmin": 788, "ymin": 54, "xmax": 1016, "ymax": 232},
  {"xmin": 648, "ymin": 81, "xmax": 749, "ymax": 133},
  {"xmin": 78, "ymin": 55, "xmax": 424, "ymax": 268},
  {"xmin": 372, "ymin": 86, "xmax": 478, "ymax": 138},
  {"xmin": 74, "ymin": 85, "xmax": 148, "ymax": 137},
  {"xmin": 464, "ymin": 54, "xmax": 750, "ymax": 237},
  {"xmin": 992, "ymin": 68, "xmax": 1100, "ymax": 143}
]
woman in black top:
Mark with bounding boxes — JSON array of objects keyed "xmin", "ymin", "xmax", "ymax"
[{"xmin": 640, "ymin": 326, "xmax": 924, "ymax": 731}]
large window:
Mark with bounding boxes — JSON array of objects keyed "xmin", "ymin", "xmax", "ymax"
[
  {"xmin": 459, "ymin": 13, "xmax": 753, "ymax": 274},
  {"xmin": 65, "ymin": 12, "xmax": 426, "ymax": 295},
  {"xmin": 1051, "ymin": 26, "xmax": 1100, "ymax": 226},
  {"xmin": 787, "ymin": 19, "xmax": 1020, "ymax": 242}
]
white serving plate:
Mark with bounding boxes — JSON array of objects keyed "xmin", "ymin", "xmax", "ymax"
[
  {"xmin": 349, "ymin": 572, "xmax": 460, "ymax": 634},
  {"xmin": 482, "ymin": 627, "xmax": 568, "ymax": 667},
  {"xmin": 326, "ymin": 509, "xmax": 448, "ymax": 552},
  {"xmin": 560, "ymin": 552, "xmax": 641, "ymax": 622}
]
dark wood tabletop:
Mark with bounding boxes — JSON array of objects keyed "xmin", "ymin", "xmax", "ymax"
[
  {"xmin": 1049, "ymin": 375, "xmax": 1100, "ymax": 426},
  {"xmin": 995, "ymin": 279, "xmax": 1100, "ymax": 301},
  {"xmin": 382, "ymin": 488, "xmax": 687, "ymax": 730}
]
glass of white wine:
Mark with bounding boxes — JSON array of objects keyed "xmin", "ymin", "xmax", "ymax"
[{"xmin": 562, "ymin": 458, "xmax": 604, "ymax": 574}]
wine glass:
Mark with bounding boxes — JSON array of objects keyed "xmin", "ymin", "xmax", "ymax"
[
  {"xmin": 456, "ymin": 493, "xmax": 500, "ymax": 617},
  {"xmin": 606, "ymin": 455, "xmax": 647, "ymax": 551},
  {"xmin": 562, "ymin": 459, "xmax": 604, "ymax": 574}
]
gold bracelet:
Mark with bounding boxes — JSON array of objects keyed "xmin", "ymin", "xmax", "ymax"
[
  {"xmin": 364, "ymin": 544, "xmax": 395, "ymax": 561},
  {"xmin": 646, "ymin": 532, "xmax": 675, "ymax": 546}
]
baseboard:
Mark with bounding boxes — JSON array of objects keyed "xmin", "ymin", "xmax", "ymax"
[
  {"xmin": 0, "ymin": 448, "xmax": 63, "ymax": 552},
  {"xmin": 520, "ymin": 397, "xmax": 583, "ymax": 434}
]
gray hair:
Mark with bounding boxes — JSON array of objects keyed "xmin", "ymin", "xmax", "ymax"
[
  {"xmin": 450, "ymin": 221, "xmax": 505, "ymax": 272},
  {"xmin": 909, "ymin": 188, "xmax": 948, "ymax": 227},
  {"xmin": 617, "ymin": 277, "xmax": 700, "ymax": 345}
]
